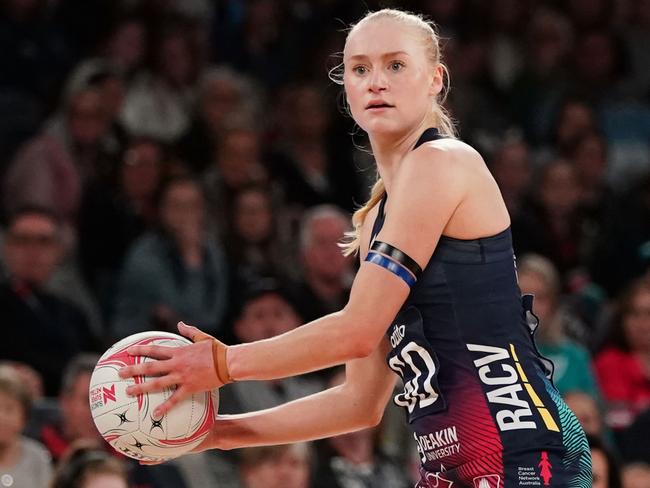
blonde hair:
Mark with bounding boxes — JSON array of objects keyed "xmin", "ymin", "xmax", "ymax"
[{"xmin": 336, "ymin": 9, "xmax": 456, "ymax": 256}]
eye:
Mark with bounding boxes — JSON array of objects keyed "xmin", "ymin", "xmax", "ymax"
[
  {"xmin": 353, "ymin": 65, "xmax": 368, "ymax": 75},
  {"xmin": 389, "ymin": 61, "xmax": 405, "ymax": 71}
]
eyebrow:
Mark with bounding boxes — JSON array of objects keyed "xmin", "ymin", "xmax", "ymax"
[{"xmin": 347, "ymin": 51, "xmax": 410, "ymax": 61}]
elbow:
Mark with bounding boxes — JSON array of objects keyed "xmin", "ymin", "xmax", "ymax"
[
  {"xmin": 347, "ymin": 337, "xmax": 376, "ymax": 359},
  {"xmin": 339, "ymin": 309, "xmax": 385, "ymax": 359},
  {"xmin": 366, "ymin": 407, "xmax": 385, "ymax": 428}
]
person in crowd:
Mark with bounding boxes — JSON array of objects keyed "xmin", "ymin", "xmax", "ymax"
[
  {"xmin": 177, "ymin": 66, "xmax": 261, "ymax": 175},
  {"xmin": 268, "ymin": 82, "xmax": 362, "ymax": 213},
  {"xmin": 0, "ymin": 207, "xmax": 98, "ymax": 395},
  {"xmin": 3, "ymin": 78, "xmax": 118, "ymax": 224},
  {"xmin": 239, "ymin": 443, "xmax": 312, "ymax": 488},
  {"xmin": 291, "ymin": 205, "xmax": 353, "ymax": 322},
  {"xmin": 0, "ymin": 366, "xmax": 52, "ymax": 488},
  {"xmin": 594, "ymin": 278, "xmax": 650, "ymax": 431},
  {"xmin": 517, "ymin": 253, "xmax": 601, "ymax": 396},
  {"xmin": 202, "ymin": 125, "xmax": 269, "ymax": 234},
  {"xmin": 35, "ymin": 354, "xmax": 103, "ymax": 462},
  {"xmin": 78, "ymin": 137, "xmax": 165, "ymax": 314},
  {"xmin": 121, "ymin": 19, "xmax": 201, "ymax": 143},
  {"xmin": 621, "ymin": 463, "xmax": 650, "ymax": 488},
  {"xmin": 51, "ymin": 442, "xmax": 129, "ymax": 488},
  {"xmin": 98, "ymin": 15, "xmax": 148, "ymax": 79},
  {"xmin": 564, "ymin": 390, "xmax": 605, "ymax": 439},
  {"xmin": 224, "ymin": 185, "xmax": 291, "ymax": 289},
  {"xmin": 111, "ymin": 176, "xmax": 228, "ymax": 339},
  {"xmin": 312, "ymin": 369, "xmax": 409, "ymax": 488},
  {"xmin": 589, "ymin": 435, "xmax": 622, "ymax": 488},
  {"xmin": 219, "ymin": 279, "xmax": 323, "ymax": 413}
]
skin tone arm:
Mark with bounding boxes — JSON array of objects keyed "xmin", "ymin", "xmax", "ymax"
[
  {"xmin": 155, "ymin": 202, "xmax": 396, "ymax": 453},
  {"xmin": 200, "ymin": 339, "xmax": 396, "ymax": 450},
  {"xmin": 120, "ymin": 140, "xmax": 507, "ymax": 415}
]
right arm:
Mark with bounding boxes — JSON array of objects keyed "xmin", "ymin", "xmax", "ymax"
[
  {"xmin": 201, "ymin": 204, "xmax": 397, "ymax": 450},
  {"xmin": 202, "ymin": 337, "xmax": 396, "ymax": 450}
]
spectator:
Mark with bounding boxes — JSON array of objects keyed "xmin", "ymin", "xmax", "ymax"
[
  {"xmin": 517, "ymin": 254, "xmax": 600, "ymax": 398},
  {"xmin": 527, "ymin": 159, "xmax": 589, "ymax": 276},
  {"xmin": 177, "ymin": 66, "xmax": 261, "ymax": 175},
  {"xmin": 111, "ymin": 176, "xmax": 228, "ymax": 339},
  {"xmin": 0, "ymin": 366, "xmax": 52, "ymax": 488},
  {"xmin": 203, "ymin": 126, "xmax": 269, "ymax": 234},
  {"xmin": 312, "ymin": 369, "xmax": 409, "ymax": 488},
  {"xmin": 594, "ymin": 278, "xmax": 650, "ymax": 431},
  {"xmin": 564, "ymin": 390, "xmax": 605, "ymax": 439},
  {"xmin": 509, "ymin": 7, "xmax": 574, "ymax": 145},
  {"xmin": 121, "ymin": 19, "xmax": 200, "ymax": 143},
  {"xmin": 619, "ymin": 407, "xmax": 650, "ymax": 464},
  {"xmin": 224, "ymin": 185, "xmax": 290, "ymax": 286},
  {"xmin": 51, "ymin": 442, "xmax": 128, "ymax": 488},
  {"xmin": 239, "ymin": 443, "xmax": 312, "ymax": 488},
  {"xmin": 3, "ymin": 80, "xmax": 118, "ymax": 224},
  {"xmin": 0, "ymin": 207, "xmax": 97, "ymax": 395},
  {"xmin": 590, "ymin": 173, "xmax": 650, "ymax": 297},
  {"xmin": 268, "ymin": 82, "xmax": 362, "ymax": 213},
  {"xmin": 621, "ymin": 463, "xmax": 650, "ymax": 488},
  {"xmin": 219, "ymin": 279, "xmax": 323, "ymax": 413},
  {"xmin": 78, "ymin": 137, "xmax": 165, "ymax": 313},
  {"xmin": 36, "ymin": 354, "xmax": 103, "ymax": 462},
  {"xmin": 589, "ymin": 435, "xmax": 622, "ymax": 488},
  {"xmin": 292, "ymin": 205, "xmax": 353, "ymax": 322},
  {"xmin": 98, "ymin": 16, "xmax": 148, "ymax": 79}
]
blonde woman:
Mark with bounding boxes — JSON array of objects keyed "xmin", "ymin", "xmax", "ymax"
[{"xmin": 120, "ymin": 9, "xmax": 591, "ymax": 487}]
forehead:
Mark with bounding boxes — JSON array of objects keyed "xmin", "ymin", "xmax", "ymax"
[
  {"xmin": 344, "ymin": 18, "xmax": 423, "ymax": 60},
  {"xmin": 10, "ymin": 214, "xmax": 57, "ymax": 233}
]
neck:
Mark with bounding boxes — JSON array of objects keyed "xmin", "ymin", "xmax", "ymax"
[{"xmin": 368, "ymin": 121, "xmax": 432, "ymax": 193}]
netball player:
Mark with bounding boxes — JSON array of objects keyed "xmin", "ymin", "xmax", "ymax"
[{"xmin": 120, "ymin": 9, "xmax": 591, "ymax": 487}]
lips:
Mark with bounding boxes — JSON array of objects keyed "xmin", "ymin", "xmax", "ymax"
[{"xmin": 366, "ymin": 101, "xmax": 394, "ymax": 109}]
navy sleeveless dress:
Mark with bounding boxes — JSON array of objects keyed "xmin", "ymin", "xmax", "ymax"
[{"xmin": 370, "ymin": 128, "xmax": 591, "ymax": 488}]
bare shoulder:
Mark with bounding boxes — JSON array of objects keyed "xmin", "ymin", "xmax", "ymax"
[
  {"xmin": 392, "ymin": 137, "xmax": 509, "ymax": 238},
  {"xmin": 409, "ymin": 138, "xmax": 486, "ymax": 172}
]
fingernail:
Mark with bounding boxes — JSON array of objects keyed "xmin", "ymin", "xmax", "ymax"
[
  {"xmin": 178, "ymin": 321, "xmax": 186, "ymax": 328},
  {"xmin": 154, "ymin": 409, "xmax": 162, "ymax": 417}
]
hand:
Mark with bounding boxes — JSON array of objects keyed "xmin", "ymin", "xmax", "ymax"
[
  {"xmin": 118, "ymin": 322, "xmax": 228, "ymax": 417},
  {"xmin": 138, "ymin": 414, "xmax": 225, "ymax": 465}
]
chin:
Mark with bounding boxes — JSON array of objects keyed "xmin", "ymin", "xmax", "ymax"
[{"xmin": 359, "ymin": 117, "xmax": 405, "ymax": 137}]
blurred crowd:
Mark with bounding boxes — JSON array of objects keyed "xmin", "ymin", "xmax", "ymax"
[{"xmin": 0, "ymin": 0, "xmax": 649, "ymax": 487}]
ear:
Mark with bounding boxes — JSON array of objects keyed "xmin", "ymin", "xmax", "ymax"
[{"xmin": 429, "ymin": 65, "xmax": 444, "ymax": 97}]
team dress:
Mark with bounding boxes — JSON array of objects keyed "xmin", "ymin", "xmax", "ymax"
[{"xmin": 371, "ymin": 128, "xmax": 592, "ymax": 488}]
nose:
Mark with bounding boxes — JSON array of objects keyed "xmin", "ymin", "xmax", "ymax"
[{"xmin": 368, "ymin": 69, "xmax": 388, "ymax": 92}]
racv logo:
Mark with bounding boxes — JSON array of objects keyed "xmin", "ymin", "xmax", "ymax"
[{"xmin": 466, "ymin": 343, "xmax": 537, "ymax": 432}]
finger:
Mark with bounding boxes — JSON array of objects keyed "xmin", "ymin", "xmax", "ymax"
[
  {"xmin": 119, "ymin": 358, "xmax": 172, "ymax": 379},
  {"xmin": 125, "ymin": 373, "xmax": 180, "ymax": 396},
  {"xmin": 127, "ymin": 344, "xmax": 174, "ymax": 359},
  {"xmin": 178, "ymin": 321, "xmax": 212, "ymax": 343},
  {"xmin": 140, "ymin": 459, "xmax": 166, "ymax": 466},
  {"xmin": 153, "ymin": 384, "xmax": 189, "ymax": 417}
]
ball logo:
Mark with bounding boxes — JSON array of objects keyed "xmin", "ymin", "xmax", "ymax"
[{"xmin": 102, "ymin": 384, "xmax": 117, "ymax": 404}]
